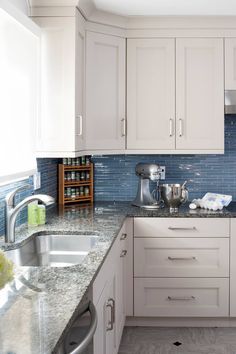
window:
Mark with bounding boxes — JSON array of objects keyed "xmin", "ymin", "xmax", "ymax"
[{"xmin": 0, "ymin": 1, "xmax": 40, "ymax": 184}]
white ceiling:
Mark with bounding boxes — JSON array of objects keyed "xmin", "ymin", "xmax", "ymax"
[{"xmin": 93, "ymin": 0, "xmax": 236, "ymax": 16}]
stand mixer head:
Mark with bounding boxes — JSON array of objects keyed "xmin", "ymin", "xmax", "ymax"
[{"xmin": 132, "ymin": 163, "xmax": 163, "ymax": 209}]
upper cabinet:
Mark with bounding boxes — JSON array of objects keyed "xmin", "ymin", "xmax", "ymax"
[
  {"xmin": 225, "ymin": 38, "xmax": 236, "ymax": 90},
  {"xmin": 85, "ymin": 32, "xmax": 126, "ymax": 151},
  {"xmin": 34, "ymin": 11, "xmax": 85, "ymax": 157},
  {"xmin": 127, "ymin": 38, "xmax": 224, "ymax": 153},
  {"xmin": 176, "ymin": 38, "xmax": 224, "ymax": 151},
  {"xmin": 127, "ymin": 39, "xmax": 175, "ymax": 150},
  {"xmin": 32, "ymin": 6, "xmax": 226, "ymax": 156}
]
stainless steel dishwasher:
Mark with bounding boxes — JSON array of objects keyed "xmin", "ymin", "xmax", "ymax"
[{"xmin": 56, "ymin": 289, "xmax": 97, "ymax": 354}]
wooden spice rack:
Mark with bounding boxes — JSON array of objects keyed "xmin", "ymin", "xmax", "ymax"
[{"xmin": 58, "ymin": 163, "xmax": 94, "ymax": 205}]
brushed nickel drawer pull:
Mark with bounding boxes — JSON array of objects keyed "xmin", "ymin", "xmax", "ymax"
[
  {"xmin": 76, "ymin": 115, "xmax": 83, "ymax": 136},
  {"xmin": 169, "ymin": 118, "xmax": 173, "ymax": 137},
  {"xmin": 167, "ymin": 296, "xmax": 195, "ymax": 301},
  {"xmin": 168, "ymin": 256, "xmax": 197, "ymax": 261},
  {"xmin": 168, "ymin": 227, "xmax": 197, "ymax": 231},
  {"xmin": 120, "ymin": 250, "xmax": 127, "ymax": 257},
  {"xmin": 120, "ymin": 233, "xmax": 127, "ymax": 240},
  {"xmin": 106, "ymin": 298, "xmax": 115, "ymax": 331},
  {"xmin": 179, "ymin": 118, "xmax": 183, "ymax": 137},
  {"xmin": 121, "ymin": 118, "xmax": 126, "ymax": 137}
]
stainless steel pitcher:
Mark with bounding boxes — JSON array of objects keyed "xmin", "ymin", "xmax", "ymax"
[{"xmin": 160, "ymin": 181, "xmax": 188, "ymax": 212}]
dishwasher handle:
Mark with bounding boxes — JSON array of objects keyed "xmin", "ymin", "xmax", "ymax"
[{"xmin": 68, "ymin": 301, "xmax": 98, "ymax": 354}]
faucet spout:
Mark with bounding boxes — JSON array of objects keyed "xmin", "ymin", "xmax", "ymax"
[{"xmin": 5, "ymin": 187, "xmax": 55, "ymax": 243}]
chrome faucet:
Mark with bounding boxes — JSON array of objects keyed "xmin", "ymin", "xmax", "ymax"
[{"xmin": 5, "ymin": 185, "xmax": 55, "ymax": 243}]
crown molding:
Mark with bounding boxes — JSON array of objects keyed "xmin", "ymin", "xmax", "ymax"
[
  {"xmin": 29, "ymin": 0, "xmax": 78, "ymax": 6},
  {"xmin": 28, "ymin": 0, "xmax": 236, "ymax": 32}
]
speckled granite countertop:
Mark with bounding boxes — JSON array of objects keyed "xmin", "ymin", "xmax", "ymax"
[{"xmin": 1, "ymin": 201, "xmax": 236, "ymax": 354}]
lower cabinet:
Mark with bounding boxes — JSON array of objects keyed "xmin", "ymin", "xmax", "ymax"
[
  {"xmin": 134, "ymin": 278, "xmax": 229, "ymax": 317},
  {"xmin": 93, "ymin": 275, "xmax": 115, "ymax": 354},
  {"xmin": 93, "ymin": 219, "xmax": 132, "ymax": 354},
  {"xmin": 133, "ymin": 217, "xmax": 230, "ymax": 318}
]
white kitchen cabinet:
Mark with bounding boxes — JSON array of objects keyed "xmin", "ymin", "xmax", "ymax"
[
  {"xmin": 93, "ymin": 219, "xmax": 132, "ymax": 354},
  {"xmin": 127, "ymin": 38, "xmax": 224, "ymax": 153},
  {"xmin": 93, "ymin": 278, "xmax": 111, "ymax": 354},
  {"xmin": 134, "ymin": 217, "xmax": 230, "ymax": 238},
  {"xmin": 93, "ymin": 246, "xmax": 116, "ymax": 354},
  {"xmin": 127, "ymin": 38, "xmax": 175, "ymax": 150},
  {"xmin": 134, "ymin": 237, "xmax": 229, "ymax": 278},
  {"xmin": 85, "ymin": 31, "xmax": 126, "ymax": 151},
  {"xmin": 225, "ymin": 38, "xmax": 236, "ymax": 90},
  {"xmin": 34, "ymin": 10, "xmax": 85, "ymax": 157},
  {"xmin": 133, "ymin": 217, "xmax": 230, "ymax": 318},
  {"xmin": 176, "ymin": 38, "xmax": 224, "ymax": 151},
  {"xmin": 134, "ymin": 278, "xmax": 229, "ymax": 317}
]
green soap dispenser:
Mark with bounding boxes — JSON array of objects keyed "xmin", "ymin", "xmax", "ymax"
[
  {"xmin": 38, "ymin": 202, "xmax": 46, "ymax": 225},
  {"xmin": 28, "ymin": 201, "xmax": 38, "ymax": 227}
]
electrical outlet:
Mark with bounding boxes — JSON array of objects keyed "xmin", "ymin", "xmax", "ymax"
[
  {"xmin": 160, "ymin": 166, "xmax": 166, "ymax": 180},
  {"xmin": 33, "ymin": 172, "xmax": 41, "ymax": 190}
]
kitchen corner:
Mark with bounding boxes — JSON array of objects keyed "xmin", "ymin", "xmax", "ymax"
[{"xmin": 3, "ymin": 0, "xmax": 236, "ymax": 353}]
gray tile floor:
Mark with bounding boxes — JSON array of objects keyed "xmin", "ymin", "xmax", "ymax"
[{"xmin": 118, "ymin": 327, "xmax": 236, "ymax": 354}]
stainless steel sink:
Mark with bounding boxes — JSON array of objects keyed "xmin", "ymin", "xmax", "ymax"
[{"xmin": 5, "ymin": 234, "xmax": 99, "ymax": 267}]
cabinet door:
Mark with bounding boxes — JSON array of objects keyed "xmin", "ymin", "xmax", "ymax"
[
  {"xmin": 34, "ymin": 17, "xmax": 76, "ymax": 154},
  {"xmin": 85, "ymin": 32, "xmax": 126, "ymax": 150},
  {"xmin": 106, "ymin": 276, "xmax": 116, "ymax": 354},
  {"xmin": 75, "ymin": 10, "xmax": 85, "ymax": 151},
  {"xmin": 225, "ymin": 38, "xmax": 236, "ymax": 90},
  {"xmin": 93, "ymin": 283, "xmax": 108, "ymax": 354},
  {"xmin": 127, "ymin": 39, "xmax": 175, "ymax": 150},
  {"xmin": 176, "ymin": 38, "xmax": 224, "ymax": 151},
  {"xmin": 93, "ymin": 273, "xmax": 116, "ymax": 354}
]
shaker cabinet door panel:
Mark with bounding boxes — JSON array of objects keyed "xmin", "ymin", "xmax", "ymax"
[
  {"xmin": 176, "ymin": 38, "xmax": 224, "ymax": 151},
  {"xmin": 134, "ymin": 278, "xmax": 229, "ymax": 317},
  {"xmin": 35, "ymin": 17, "xmax": 76, "ymax": 153},
  {"xmin": 134, "ymin": 237, "xmax": 229, "ymax": 278},
  {"xmin": 127, "ymin": 38, "xmax": 175, "ymax": 150},
  {"xmin": 85, "ymin": 32, "xmax": 126, "ymax": 150}
]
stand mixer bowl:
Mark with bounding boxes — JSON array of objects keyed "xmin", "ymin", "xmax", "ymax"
[{"xmin": 160, "ymin": 183, "xmax": 188, "ymax": 212}]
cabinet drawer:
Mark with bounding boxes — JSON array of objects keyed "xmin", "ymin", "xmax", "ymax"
[
  {"xmin": 134, "ymin": 238, "xmax": 229, "ymax": 277},
  {"xmin": 134, "ymin": 218, "xmax": 229, "ymax": 238},
  {"xmin": 134, "ymin": 278, "xmax": 229, "ymax": 317}
]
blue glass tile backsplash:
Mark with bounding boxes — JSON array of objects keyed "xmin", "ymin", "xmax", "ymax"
[
  {"xmin": 0, "ymin": 158, "xmax": 60, "ymax": 236},
  {"xmin": 1, "ymin": 116, "xmax": 236, "ymax": 236},
  {"xmin": 92, "ymin": 116, "xmax": 236, "ymax": 202}
]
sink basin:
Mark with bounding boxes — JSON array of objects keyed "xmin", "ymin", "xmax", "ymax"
[{"xmin": 4, "ymin": 234, "xmax": 99, "ymax": 267}]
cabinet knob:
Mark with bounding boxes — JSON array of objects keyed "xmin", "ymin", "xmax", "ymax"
[
  {"xmin": 120, "ymin": 233, "xmax": 127, "ymax": 240},
  {"xmin": 120, "ymin": 250, "xmax": 127, "ymax": 257}
]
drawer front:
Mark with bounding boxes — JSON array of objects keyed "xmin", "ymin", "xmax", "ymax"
[
  {"xmin": 134, "ymin": 218, "xmax": 229, "ymax": 238},
  {"xmin": 134, "ymin": 278, "xmax": 229, "ymax": 317},
  {"xmin": 134, "ymin": 238, "xmax": 229, "ymax": 277}
]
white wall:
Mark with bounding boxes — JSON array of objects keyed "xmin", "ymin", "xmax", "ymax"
[{"xmin": 8, "ymin": 0, "xmax": 29, "ymax": 15}]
